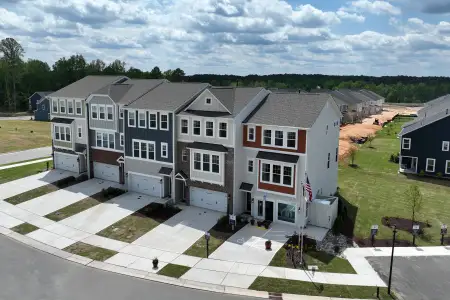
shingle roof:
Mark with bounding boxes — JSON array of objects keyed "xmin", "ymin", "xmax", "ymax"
[
  {"xmin": 424, "ymin": 94, "xmax": 450, "ymax": 107},
  {"xmin": 256, "ymin": 151, "xmax": 300, "ymax": 163},
  {"xmin": 93, "ymin": 79, "xmax": 166, "ymax": 104},
  {"xmin": 187, "ymin": 142, "xmax": 228, "ymax": 153},
  {"xmin": 49, "ymin": 76, "xmax": 127, "ymax": 99},
  {"xmin": 127, "ymin": 82, "xmax": 210, "ymax": 111},
  {"xmin": 209, "ymin": 87, "xmax": 264, "ymax": 116},
  {"xmin": 35, "ymin": 91, "xmax": 53, "ymax": 98},
  {"xmin": 244, "ymin": 92, "xmax": 331, "ymax": 128},
  {"xmin": 338, "ymin": 89, "xmax": 370, "ymax": 103},
  {"xmin": 359, "ymin": 90, "xmax": 384, "ymax": 101},
  {"xmin": 418, "ymin": 94, "xmax": 450, "ymax": 117}
]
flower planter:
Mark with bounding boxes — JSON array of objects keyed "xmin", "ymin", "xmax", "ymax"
[{"xmin": 265, "ymin": 240, "xmax": 272, "ymax": 251}]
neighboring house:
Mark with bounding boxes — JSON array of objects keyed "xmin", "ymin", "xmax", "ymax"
[
  {"xmin": 398, "ymin": 100, "xmax": 450, "ymax": 176},
  {"xmin": 175, "ymin": 86, "xmax": 270, "ymax": 214},
  {"xmin": 34, "ymin": 96, "xmax": 51, "ymax": 121},
  {"xmin": 358, "ymin": 89, "xmax": 384, "ymax": 113},
  {"xmin": 86, "ymin": 79, "xmax": 167, "ymax": 184},
  {"xmin": 418, "ymin": 94, "xmax": 450, "ymax": 118},
  {"xmin": 240, "ymin": 92, "xmax": 341, "ymax": 229},
  {"xmin": 28, "ymin": 91, "xmax": 53, "ymax": 111},
  {"xmin": 48, "ymin": 75, "xmax": 128, "ymax": 174},
  {"xmin": 123, "ymin": 82, "xmax": 210, "ymax": 199}
]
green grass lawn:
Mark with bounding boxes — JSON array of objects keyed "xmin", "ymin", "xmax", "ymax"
[
  {"xmin": 250, "ymin": 277, "xmax": 394, "ymax": 299},
  {"xmin": 157, "ymin": 264, "xmax": 190, "ymax": 278},
  {"xmin": 339, "ymin": 116, "xmax": 450, "ymax": 245},
  {"xmin": 0, "ymin": 120, "xmax": 51, "ymax": 153},
  {"xmin": 11, "ymin": 223, "xmax": 39, "ymax": 235},
  {"xmin": 0, "ymin": 161, "xmax": 53, "ymax": 184},
  {"xmin": 45, "ymin": 188, "xmax": 125, "ymax": 221},
  {"xmin": 64, "ymin": 242, "xmax": 117, "ymax": 261}
]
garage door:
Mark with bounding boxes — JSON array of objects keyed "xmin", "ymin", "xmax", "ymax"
[
  {"xmin": 93, "ymin": 162, "xmax": 119, "ymax": 182},
  {"xmin": 129, "ymin": 173, "xmax": 161, "ymax": 197},
  {"xmin": 190, "ymin": 187, "xmax": 227, "ymax": 212},
  {"xmin": 54, "ymin": 153, "xmax": 78, "ymax": 173}
]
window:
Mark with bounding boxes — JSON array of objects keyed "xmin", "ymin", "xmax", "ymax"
[
  {"xmin": 402, "ymin": 138, "xmax": 411, "ymax": 150},
  {"xmin": 75, "ymin": 100, "xmax": 82, "ymax": 115},
  {"xmin": 160, "ymin": 113, "xmax": 168, "ymax": 130},
  {"xmin": 203, "ymin": 154, "xmax": 210, "ymax": 171},
  {"xmin": 193, "ymin": 152, "xmax": 220, "ymax": 173},
  {"xmin": 138, "ymin": 111, "xmax": 146, "ymax": 128},
  {"xmin": 219, "ymin": 122, "xmax": 227, "ymax": 138},
  {"xmin": 119, "ymin": 108, "xmax": 124, "ymax": 119},
  {"xmin": 161, "ymin": 143, "xmax": 168, "ymax": 158},
  {"xmin": 205, "ymin": 98, "xmax": 212, "ymax": 105},
  {"xmin": 120, "ymin": 133, "xmax": 124, "ymax": 146},
  {"xmin": 102, "ymin": 133, "xmax": 108, "ymax": 148},
  {"xmin": 193, "ymin": 120, "xmax": 201, "ymax": 136},
  {"xmin": 59, "ymin": 100, "xmax": 66, "ymax": 113},
  {"xmin": 108, "ymin": 133, "xmax": 114, "ymax": 149},
  {"xmin": 96, "ymin": 132, "xmax": 102, "ymax": 147},
  {"xmin": 91, "ymin": 105, "xmax": 98, "ymax": 119},
  {"xmin": 60, "ymin": 126, "xmax": 65, "ymax": 141},
  {"xmin": 99, "ymin": 105, "xmax": 105, "ymax": 120},
  {"xmin": 261, "ymin": 162, "xmax": 294, "ymax": 187},
  {"xmin": 77, "ymin": 127, "xmax": 82, "ymax": 138},
  {"xmin": 262, "ymin": 163, "xmax": 271, "ymax": 182},
  {"xmin": 443, "ymin": 141, "xmax": 450, "ymax": 152},
  {"xmin": 107, "ymin": 106, "xmax": 113, "ymax": 121},
  {"xmin": 65, "ymin": 127, "xmax": 71, "ymax": 141},
  {"xmin": 272, "ymin": 165, "xmax": 281, "ymax": 183},
  {"xmin": 149, "ymin": 113, "xmax": 157, "ymax": 129},
  {"xmin": 426, "ymin": 158, "xmax": 436, "ymax": 172},
  {"xmin": 248, "ymin": 126, "xmax": 255, "ymax": 142},
  {"xmin": 194, "ymin": 153, "xmax": 201, "ymax": 170},
  {"xmin": 248, "ymin": 159, "xmax": 254, "ymax": 173},
  {"xmin": 54, "ymin": 125, "xmax": 60, "ymax": 140},
  {"xmin": 41, "ymin": 104, "xmax": 45, "ymax": 110},
  {"xmin": 128, "ymin": 110, "xmax": 136, "ymax": 127},
  {"xmin": 132, "ymin": 140, "xmax": 155, "ymax": 160},
  {"xmin": 327, "ymin": 153, "xmax": 330, "ymax": 169},
  {"xmin": 275, "ymin": 131, "xmax": 284, "ymax": 146},
  {"xmin": 287, "ymin": 132, "xmax": 296, "ymax": 148},
  {"xmin": 133, "ymin": 141, "xmax": 139, "ymax": 157},
  {"xmin": 278, "ymin": 202, "xmax": 295, "ymax": 223},
  {"xmin": 148, "ymin": 143, "xmax": 155, "ymax": 160},
  {"xmin": 335, "ymin": 147, "xmax": 338, "ymax": 162},
  {"xmin": 181, "ymin": 119, "xmax": 189, "ymax": 134},
  {"xmin": 141, "ymin": 142, "xmax": 147, "ymax": 159},
  {"xmin": 258, "ymin": 200, "xmax": 263, "ymax": 216},
  {"xmin": 283, "ymin": 167, "xmax": 292, "ymax": 186},
  {"xmin": 182, "ymin": 149, "xmax": 188, "ymax": 162},
  {"xmin": 446, "ymin": 160, "xmax": 450, "ymax": 175},
  {"xmin": 52, "ymin": 100, "xmax": 58, "ymax": 113},
  {"xmin": 263, "ymin": 130, "xmax": 272, "ymax": 145},
  {"xmin": 67, "ymin": 100, "xmax": 74, "ymax": 114},
  {"xmin": 205, "ymin": 121, "xmax": 214, "ymax": 137},
  {"xmin": 212, "ymin": 155, "xmax": 219, "ymax": 173}
]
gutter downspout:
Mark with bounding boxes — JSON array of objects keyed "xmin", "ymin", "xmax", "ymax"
[{"xmin": 85, "ymin": 102, "xmax": 91, "ymax": 179}]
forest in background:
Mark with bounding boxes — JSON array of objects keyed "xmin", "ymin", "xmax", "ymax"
[{"xmin": 1, "ymin": 37, "xmax": 450, "ymax": 112}]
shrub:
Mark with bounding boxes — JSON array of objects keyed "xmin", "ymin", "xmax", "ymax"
[
  {"xmin": 437, "ymin": 172, "xmax": 443, "ymax": 178},
  {"xmin": 419, "ymin": 170, "xmax": 425, "ymax": 177}
]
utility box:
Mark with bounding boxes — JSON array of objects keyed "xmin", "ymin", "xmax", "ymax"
[{"xmin": 308, "ymin": 196, "xmax": 338, "ymax": 229}]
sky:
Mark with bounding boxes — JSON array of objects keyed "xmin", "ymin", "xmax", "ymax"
[{"xmin": 0, "ymin": 0, "xmax": 450, "ymax": 76}]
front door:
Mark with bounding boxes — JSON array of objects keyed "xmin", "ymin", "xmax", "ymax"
[
  {"xmin": 246, "ymin": 192, "xmax": 252, "ymax": 212},
  {"xmin": 411, "ymin": 157, "xmax": 418, "ymax": 172},
  {"xmin": 265, "ymin": 201, "xmax": 274, "ymax": 221}
]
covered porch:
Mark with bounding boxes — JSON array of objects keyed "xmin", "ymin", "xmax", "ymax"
[{"xmin": 399, "ymin": 155, "xmax": 418, "ymax": 174}]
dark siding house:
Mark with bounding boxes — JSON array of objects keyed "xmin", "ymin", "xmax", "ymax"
[
  {"xmin": 29, "ymin": 91, "xmax": 53, "ymax": 111},
  {"xmin": 34, "ymin": 97, "xmax": 51, "ymax": 121}
]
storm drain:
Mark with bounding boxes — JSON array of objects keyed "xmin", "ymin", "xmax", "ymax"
[{"xmin": 269, "ymin": 292, "xmax": 283, "ymax": 300}]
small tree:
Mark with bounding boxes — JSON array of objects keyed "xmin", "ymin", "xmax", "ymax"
[
  {"xmin": 348, "ymin": 147, "xmax": 357, "ymax": 166},
  {"xmin": 367, "ymin": 134, "xmax": 375, "ymax": 147},
  {"xmin": 406, "ymin": 185, "xmax": 423, "ymax": 225}
]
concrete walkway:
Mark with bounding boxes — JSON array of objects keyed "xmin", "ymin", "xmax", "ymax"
[
  {"xmin": 0, "ymin": 157, "xmax": 52, "ymax": 170},
  {"xmin": 0, "ymin": 147, "xmax": 52, "ymax": 165}
]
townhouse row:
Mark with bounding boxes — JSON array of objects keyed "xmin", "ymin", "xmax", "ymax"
[{"xmin": 48, "ymin": 76, "xmax": 341, "ymax": 229}]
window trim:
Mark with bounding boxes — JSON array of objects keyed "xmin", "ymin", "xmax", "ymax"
[
  {"xmin": 138, "ymin": 110, "xmax": 147, "ymax": 128},
  {"xmin": 218, "ymin": 121, "xmax": 228, "ymax": 139},
  {"xmin": 402, "ymin": 138, "xmax": 411, "ymax": 150},
  {"xmin": 192, "ymin": 118, "xmax": 201, "ymax": 136},
  {"xmin": 180, "ymin": 118, "xmax": 189, "ymax": 135},
  {"xmin": 259, "ymin": 161, "xmax": 294, "ymax": 188},
  {"xmin": 182, "ymin": 149, "xmax": 188, "ymax": 162},
  {"xmin": 247, "ymin": 125, "xmax": 255, "ymax": 142},
  {"xmin": 120, "ymin": 133, "xmax": 124, "ymax": 147},
  {"xmin": 191, "ymin": 151, "xmax": 222, "ymax": 175},
  {"xmin": 91, "ymin": 104, "xmax": 98, "ymax": 120},
  {"xmin": 132, "ymin": 139, "xmax": 156, "ymax": 161},
  {"xmin": 148, "ymin": 112, "xmax": 157, "ymax": 129},
  {"xmin": 160, "ymin": 113, "xmax": 169, "ymax": 131},
  {"xmin": 94, "ymin": 130, "xmax": 114, "ymax": 149},
  {"xmin": 59, "ymin": 99, "xmax": 66, "ymax": 114},
  {"xmin": 442, "ymin": 141, "xmax": 450, "ymax": 152},
  {"xmin": 75, "ymin": 100, "xmax": 82, "ymax": 115},
  {"xmin": 247, "ymin": 159, "xmax": 254, "ymax": 173},
  {"xmin": 426, "ymin": 158, "xmax": 436, "ymax": 172},
  {"xmin": 205, "ymin": 97, "xmax": 212, "ymax": 105},
  {"xmin": 106, "ymin": 105, "xmax": 114, "ymax": 121},
  {"xmin": 161, "ymin": 142, "xmax": 168, "ymax": 159},
  {"xmin": 98, "ymin": 105, "xmax": 106, "ymax": 120},
  {"xmin": 261, "ymin": 127, "xmax": 298, "ymax": 150},
  {"xmin": 128, "ymin": 110, "xmax": 136, "ymax": 127},
  {"xmin": 77, "ymin": 126, "xmax": 82, "ymax": 138},
  {"xmin": 52, "ymin": 99, "xmax": 58, "ymax": 113},
  {"xmin": 67, "ymin": 99, "xmax": 74, "ymax": 115},
  {"xmin": 205, "ymin": 119, "xmax": 215, "ymax": 138},
  {"xmin": 446, "ymin": 160, "xmax": 450, "ymax": 175},
  {"xmin": 54, "ymin": 124, "xmax": 71, "ymax": 142}
]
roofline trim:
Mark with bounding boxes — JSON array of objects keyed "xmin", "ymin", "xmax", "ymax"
[{"xmin": 183, "ymin": 88, "xmax": 232, "ymax": 114}]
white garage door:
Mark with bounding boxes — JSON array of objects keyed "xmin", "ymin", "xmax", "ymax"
[
  {"xmin": 129, "ymin": 173, "xmax": 161, "ymax": 197},
  {"xmin": 190, "ymin": 187, "xmax": 227, "ymax": 213},
  {"xmin": 93, "ymin": 162, "xmax": 119, "ymax": 182},
  {"xmin": 54, "ymin": 153, "xmax": 78, "ymax": 173}
]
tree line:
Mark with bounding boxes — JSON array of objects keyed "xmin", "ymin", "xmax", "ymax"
[{"xmin": 1, "ymin": 37, "xmax": 450, "ymax": 112}]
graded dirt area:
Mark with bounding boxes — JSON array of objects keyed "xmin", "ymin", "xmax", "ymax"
[{"xmin": 339, "ymin": 105, "xmax": 421, "ymax": 160}]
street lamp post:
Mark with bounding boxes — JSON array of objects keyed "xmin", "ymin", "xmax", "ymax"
[
  {"xmin": 441, "ymin": 225, "xmax": 448, "ymax": 246},
  {"xmin": 388, "ymin": 225, "xmax": 397, "ymax": 295},
  {"xmin": 204, "ymin": 232, "xmax": 210, "ymax": 258}
]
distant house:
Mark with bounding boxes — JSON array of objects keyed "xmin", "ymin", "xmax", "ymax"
[
  {"xmin": 34, "ymin": 96, "xmax": 51, "ymax": 121},
  {"xmin": 28, "ymin": 91, "xmax": 53, "ymax": 111}
]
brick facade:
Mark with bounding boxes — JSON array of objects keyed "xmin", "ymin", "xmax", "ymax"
[{"xmin": 243, "ymin": 125, "xmax": 306, "ymax": 154}]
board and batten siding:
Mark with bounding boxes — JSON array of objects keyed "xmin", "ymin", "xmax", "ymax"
[
  {"xmin": 177, "ymin": 115, "xmax": 234, "ymax": 147},
  {"xmin": 89, "ymin": 96, "xmax": 117, "ymax": 131},
  {"xmin": 89, "ymin": 130, "xmax": 124, "ymax": 152},
  {"xmin": 49, "ymin": 97, "xmax": 86, "ymax": 118}
]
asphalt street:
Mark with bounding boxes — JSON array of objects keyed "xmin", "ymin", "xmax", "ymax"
[
  {"xmin": 0, "ymin": 147, "xmax": 52, "ymax": 165},
  {"xmin": 367, "ymin": 255, "xmax": 450, "ymax": 300},
  {"xmin": 0, "ymin": 234, "xmax": 258, "ymax": 300}
]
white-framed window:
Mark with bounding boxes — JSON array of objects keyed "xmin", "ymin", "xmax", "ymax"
[
  {"xmin": 54, "ymin": 125, "xmax": 71, "ymax": 142},
  {"xmin": 262, "ymin": 128, "xmax": 298, "ymax": 149},
  {"xmin": 193, "ymin": 152, "xmax": 220, "ymax": 174},
  {"xmin": 120, "ymin": 133, "xmax": 124, "ymax": 146},
  {"xmin": 67, "ymin": 100, "xmax": 74, "ymax": 114},
  {"xmin": 65, "ymin": 127, "xmax": 71, "ymax": 142},
  {"xmin": 132, "ymin": 139, "xmax": 155, "ymax": 160},
  {"xmin": 205, "ymin": 97, "xmax": 212, "ymax": 105},
  {"xmin": 327, "ymin": 153, "xmax": 330, "ymax": 169},
  {"xmin": 193, "ymin": 119, "xmax": 201, "ymax": 136},
  {"xmin": 426, "ymin": 158, "xmax": 436, "ymax": 172},
  {"xmin": 194, "ymin": 153, "xmax": 201, "ymax": 170},
  {"xmin": 75, "ymin": 100, "xmax": 82, "ymax": 115},
  {"xmin": 260, "ymin": 162, "xmax": 293, "ymax": 187},
  {"xmin": 287, "ymin": 132, "xmax": 297, "ymax": 148},
  {"xmin": 248, "ymin": 159, "xmax": 254, "ymax": 173},
  {"xmin": 59, "ymin": 99, "xmax": 66, "ymax": 113},
  {"xmin": 91, "ymin": 104, "xmax": 98, "ymax": 119},
  {"xmin": 248, "ymin": 126, "xmax": 255, "ymax": 142},
  {"xmin": 446, "ymin": 160, "xmax": 450, "ymax": 175},
  {"xmin": 52, "ymin": 99, "xmax": 58, "ymax": 113},
  {"xmin": 95, "ymin": 131, "xmax": 114, "ymax": 149},
  {"xmin": 181, "ymin": 119, "xmax": 189, "ymax": 135},
  {"xmin": 275, "ymin": 130, "xmax": 283, "ymax": 146},
  {"xmin": 263, "ymin": 129, "xmax": 272, "ymax": 145},
  {"xmin": 77, "ymin": 126, "xmax": 82, "ymax": 138},
  {"xmin": 161, "ymin": 142, "xmax": 168, "ymax": 158},
  {"xmin": 128, "ymin": 110, "xmax": 136, "ymax": 127},
  {"xmin": 149, "ymin": 113, "xmax": 157, "ymax": 129},
  {"xmin": 119, "ymin": 108, "xmax": 124, "ymax": 119},
  {"xmin": 402, "ymin": 138, "xmax": 411, "ymax": 150},
  {"xmin": 219, "ymin": 122, "xmax": 227, "ymax": 138},
  {"xmin": 442, "ymin": 141, "xmax": 449, "ymax": 152},
  {"xmin": 212, "ymin": 155, "xmax": 219, "ymax": 173},
  {"xmin": 205, "ymin": 120, "xmax": 214, "ymax": 137},
  {"xmin": 160, "ymin": 113, "xmax": 168, "ymax": 130},
  {"xmin": 182, "ymin": 149, "xmax": 188, "ymax": 162},
  {"xmin": 107, "ymin": 105, "xmax": 114, "ymax": 121},
  {"xmin": 138, "ymin": 111, "xmax": 146, "ymax": 128},
  {"xmin": 99, "ymin": 105, "xmax": 105, "ymax": 120}
]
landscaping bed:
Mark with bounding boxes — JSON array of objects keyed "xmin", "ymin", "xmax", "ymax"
[
  {"xmin": 381, "ymin": 217, "xmax": 430, "ymax": 234},
  {"xmin": 157, "ymin": 264, "xmax": 190, "ymax": 278},
  {"xmin": 11, "ymin": 223, "xmax": 39, "ymax": 235},
  {"xmin": 96, "ymin": 203, "xmax": 181, "ymax": 243},
  {"xmin": 63, "ymin": 242, "xmax": 117, "ymax": 261},
  {"xmin": 0, "ymin": 161, "xmax": 53, "ymax": 184},
  {"xmin": 184, "ymin": 215, "xmax": 246, "ymax": 258},
  {"xmin": 45, "ymin": 187, "xmax": 126, "ymax": 221}
]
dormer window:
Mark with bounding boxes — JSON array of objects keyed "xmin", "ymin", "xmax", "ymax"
[{"xmin": 205, "ymin": 98, "xmax": 212, "ymax": 105}]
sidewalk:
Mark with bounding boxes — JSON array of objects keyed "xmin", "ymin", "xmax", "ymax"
[
  {"xmin": 0, "ymin": 158, "xmax": 52, "ymax": 170},
  {"xmin": 0, "ymin": 147, "xmax": 52, "ymax": 165}
]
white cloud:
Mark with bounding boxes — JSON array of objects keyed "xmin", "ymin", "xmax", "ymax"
[
  {"xmin": 336, "ymin": 10, "xmax": 366, "ymax": 22},
  {"xmin": 341, "ymin": 0, "xmax": 402, "ymax": 15}
]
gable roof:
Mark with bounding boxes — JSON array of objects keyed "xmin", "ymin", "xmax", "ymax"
[
  {"xmin": 244, "ymin": 92, "xmax": 332, "ymax": 128},
  {"xmin": 338, "ymin": 89, "xmax": 370, "ymax": 103},
  {"xmin": 126, "ymin": 82, "xmax": 210, "ymax": 112},
  {"xmin": 359, "ymin": 89, "xmax": 384, "ymax": 101},
  {"xmin": 400, "ymin": 99, "xmax": 450, "ymax": 136},
  {"xmin": 49, "ymin": 76, "xmax": 127, "ymax": 99},
  {"xmin": 424, "ymin": 94, "xmax": 450, "ymax": 108},
  {"xmin": 206, "ymin": 87, "xmax": 264, "ymax": 117},
  {"xmin": 29, "ymin": 91, "xmax": 53, "ymax": 100}
]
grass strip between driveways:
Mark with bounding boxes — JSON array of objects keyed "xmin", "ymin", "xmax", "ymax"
[
  {"xmin": 0, "ymin": 157, "xmax": 51, "ymax": 167},
  {"xmin": 64, "ymin": 242, "xmax": 117, "ymax": 262},
  {"xmin": 0, "ymin": 161, "xmax": 53, "ymax": 184},
  {"xmin": 96, "ymin": 203, "xmax": 181, "ymax": 243},
  {"xmin": 4, "ymin": 176, "xmax": 79, "ymax": 205},
  {"xmin": 250, "ymin": 277, "xmax": 395, "ymax": 299},
  {"xmin": 11, "ymin": 223, "xmax": 39, "ymax": 235},
  {"xmin": 157, "ymin": 264, "xmax": 190, "ymax": 278},
  {"xmin": 44, "ymin": 187, "xmax": 126, "ymax": 222}
]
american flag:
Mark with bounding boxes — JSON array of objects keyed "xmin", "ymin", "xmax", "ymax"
[{"xmin": 303, "ymin": 173, "xmax": 313, "ymax": 202}]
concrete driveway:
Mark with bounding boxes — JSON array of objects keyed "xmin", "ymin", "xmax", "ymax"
[
  {"xmin": 130, "ymin": 206, "xmax": 223, "ymax": 254},
  {"xmin": 209, "ymin": 223, "xmax": 294, "ymax": 265},
  {"xmin": 17, "ymin": 179, "xmax": 122, "ymax": 216},
  {"xmin": 0, "ymin": 170, "xmax": 75, "ymax": 201}
]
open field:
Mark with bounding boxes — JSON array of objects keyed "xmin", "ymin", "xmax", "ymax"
[{"xmin": 0, "ymin": 120, "xmax": 51, "ymax": 153}]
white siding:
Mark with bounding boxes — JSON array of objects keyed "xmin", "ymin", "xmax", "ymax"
[
  {"xmin": 177, "ymin": 115, "xmax": 234, "ymax": 147},
  {"xmin": 187, "ymin": 90, "xmax": 229, "ymax": 113}
]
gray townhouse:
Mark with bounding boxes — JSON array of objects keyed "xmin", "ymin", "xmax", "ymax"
[{"xmin": 48, "ymin": 75, "xmax": 128, "ymax": 174}]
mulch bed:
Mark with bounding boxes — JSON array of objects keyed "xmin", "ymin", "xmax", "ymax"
[
  {"xmin": 133, "ymin": 203, "xmax": 181, "ymax": 223},
  {"xmin": 354, "ymin": 237, "xmax": 414, "ymax": 247},
  {"xmin": 381, "ymin": 217, "xmax": 431, "ymax": 234}
]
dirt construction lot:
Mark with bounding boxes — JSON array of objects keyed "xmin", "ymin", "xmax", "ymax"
[{"xmin": 339, "ymin": 105, "xmax": 421, "ymax": 160}]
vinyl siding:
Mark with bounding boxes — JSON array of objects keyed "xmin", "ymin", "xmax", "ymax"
[
  {"xmin": 49, "ymin": 97, "xmax": 86, "ymax": 118},
  {"xmin": 89, "ymin": 96, "xmax": 117, "ymax": 131},
  {"xmin": 177, "ymin": 115, "xmax": 234, "ymax": 147}
]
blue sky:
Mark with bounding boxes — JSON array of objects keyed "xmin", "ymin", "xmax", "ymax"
[{"xmin": 0, "ymin": 0, "xmax": 449, "ymax": 76}]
